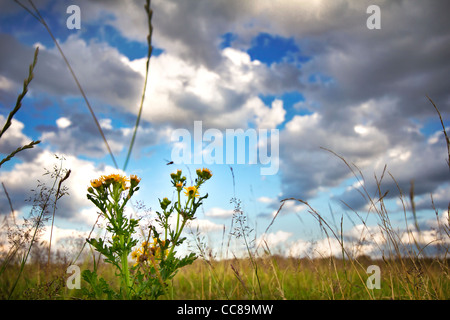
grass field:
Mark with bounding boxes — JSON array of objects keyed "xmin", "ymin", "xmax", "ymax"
[{"xmin": 1, "ymin": 254, "xmax": 449, "ymax": 300}]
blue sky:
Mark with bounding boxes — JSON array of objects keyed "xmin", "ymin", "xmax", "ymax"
[{"xmin": 0, "ymin": 0, "xmax": 449, "ymax": 259}]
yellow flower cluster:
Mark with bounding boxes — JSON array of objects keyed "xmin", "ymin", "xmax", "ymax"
[
  {"xmin": 196, "ymin": 167, "xmax": 212, "ymax": 180},
  {"xmin": 184, "ymin": 185, "xmax": 199, "ymax": 198},
  {"xmin": 131, "ymin": 238, "xmax": 168, "ymax": 267},
  {"xmin": 181, "ymin": 168, "xmax": 212, "ymax": 199},
  {"xmin": 89, "ymin": 173, "xmax": 141, "ymax": 191}
]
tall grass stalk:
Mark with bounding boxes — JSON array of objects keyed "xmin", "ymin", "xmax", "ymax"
[
  {"xmin": 46, "ymin": 169, "xmax": 71, "ymax": 270},
  {"xmin": 123, "ymin": 0, "xmax": 153, "ymax": 171},
  {"xmin": 15, "ymin": 0, "xmax": 118, "ymax": 168},
  {"xmin": 229, "ymin": 197, "xmax": 263, "ymax": 298},
  {"xmin": 0, "ymin": 46, "xmax": 41, "ymax": 282},
  {"xmin": 7, "ymin": 158, "xmax": 70, "ymax": 299},
  {"xmin": 0, "ymin": 46, "xmax": 40, "ymax": 168},
  {"xmin": 427, "ymin": 95, "xmax": 450, "ymax": 169},
  {"xmin": 190, "ymin": 227, "xmax": 230, "ymax": 299}
]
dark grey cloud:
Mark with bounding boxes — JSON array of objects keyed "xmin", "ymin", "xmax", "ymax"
[
  {"xmin": 269, "ymin": 0, "xmax": 450, "ymax": 211},
  {"xmin": 150, "ymin": 0, "xmax": 253, "ymax": 69},
  {"xmin": 34, "ymin": 37, "xmax": 143, "ymax": 109},
  {"xmin": 39, "ymin": 113, "xmax": 119, "ymax": 158}
]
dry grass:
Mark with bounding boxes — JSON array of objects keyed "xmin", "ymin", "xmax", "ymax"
[{"xmin": 2, "ymin": 254, "xmax": 447, "ymax": 300}]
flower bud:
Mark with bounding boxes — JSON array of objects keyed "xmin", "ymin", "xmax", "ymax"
[
  {"xmin": 202, "ymin": 168, "xmax": 212, "ymax": 180},
  {"xmin": 160, "ymin": 197, "xmax": 171, "ymax": 210},
  {"xmin": 130, "ymin": 174, "xmax": 141, "ymax": 187}
]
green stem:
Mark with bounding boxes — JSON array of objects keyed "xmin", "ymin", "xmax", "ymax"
[
  {"xmin": 168, "ymin": 197, "xmax": 194, "ymax": 258},
  {"xmin": 164, "ymin": 212, "xmax": 168, "ymax": 241},
  {"xmin": 120, "ymin": 235, "xmax": 130, "ymax": 299},
  {"xmin": 175, "ymin": 190, "xmax": 181, "ymax": 236}
]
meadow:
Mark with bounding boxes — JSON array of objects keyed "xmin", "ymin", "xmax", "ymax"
[
  {"xmin": 1, "ymin": 0, "xmax": 449, "ymax": 301},
  {"xmin": 1, "ymin": 253, "xmax": 449, "ymax": 300},
  {"xmin": 1, "ymin": 158, "xmax": 449, "ymax": 301}
]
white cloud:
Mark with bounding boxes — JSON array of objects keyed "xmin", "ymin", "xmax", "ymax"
[
  {"xmin": 56, "ymin": 117, "xmax": 71, "ymax": 129},
  {"xmin": 257, "ymin": 197, "xmax": 305, "ymax": 218},
  {"xmin": 286, "ymin": 217, "xmax": 450, "ymax": 259},
  {"xmin": 187, "ymin": 218, "xmax": 224, "ymax": 233},
  {"xmin": 31, "ymin": 34, "xmax": 143, "ymax": 108},
  {"xmin": 287, "ymin": 238, "xmax": 311, "ymax": 258},
  {"xmin": 281, "ymin": 201, "xmax": 306, "ymax": 215},
  {"xmin": 257, "ymin": 196, "xmax": 276, "ymax": 204},
  {"xmin": 0, "ymin": 75, "xmax": 14, "ymax": 91},
  {"xmin": 256, "ymin": 230, "xmax": 292, "ymax": 249},
  {"xmin": 252, "ymin": 99, "xmax": 286, "ymax": 129},
  {"xmin": 40, "ymin": 225, "xmax": 90, "ymax": 250},
  {"xmin": 127, "ymin": 45, "xmax": 293, "ymax": 131},
  {"xmin": 205, "ymin": 207, "xmax": 234, "ymax": 218},
  {"xmin": 0, "ymin": 149, "xmax": 118, "ymax": 227},
  {"xmin": 0, "ymin": 217, "xmax": 91, "ymax": 261}
]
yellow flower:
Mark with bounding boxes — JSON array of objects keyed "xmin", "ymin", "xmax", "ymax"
[
  {"xmin": 90, "ymin": 178, "xmax": 102, "ymax": 188},
  {"xmin": 101, "ymin": 174, "xmax": 114, "ymax": 185},
  {"xmin": 202, "ymin": 168, "xmax": 212, "ymax": 179},
  {"xmin": 184, "ymin": 186, "xmax": 199, "ymax": 198},
  {"xmin": 196, "ymin": 168, "xmax": 212, "ymax": 180},
  {"xmin": 130, "ymin": 174, "xmax": 141, "ymax": 186},
  {"xmin": 132, "ymin": 237, "xmax": 169, "ymax": 266},
  {"xmin": 101, "ymin": 173, "xmax": 129, "ymax": 190},
  {"xmin": 131, "ymin": 248, "xmax": 142, "ymax": 266},
  {"xmin": 131, "ymin": 249, "xmax": 140, "ymax": 260}
]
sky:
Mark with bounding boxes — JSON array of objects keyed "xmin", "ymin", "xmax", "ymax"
[{"xmin": 0, "ymin": 0, "xmax": 449, "ymax": 260}]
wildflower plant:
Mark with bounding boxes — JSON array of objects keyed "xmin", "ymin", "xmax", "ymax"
[
  {"xmin": 130, "ymin": 168, "xmax": 212, "ymax": 299},
  {"xmin": 83, "ymin": 168, "xmax": 212, "ymax": 300},
  {"xmin": 82, "ymin": 173, "xmax": 141, "ymax": 299}
]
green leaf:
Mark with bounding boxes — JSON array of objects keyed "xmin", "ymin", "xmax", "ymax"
[
  {"xmin": 82, "ymin": 269, "xmax": 117, "ymax": 300},
  {"xmin": 86, "ymin": 237, "xmax": 119, "ymax": 268}
]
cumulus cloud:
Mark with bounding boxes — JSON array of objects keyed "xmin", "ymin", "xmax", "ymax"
[
  {"xmin": 330, "ymin": 130, "xmax": 449, "ymax": 211},
  {"xmin": 39, "ymin": 114, "xmax": 123, "ymax": 158},
  {"xmin": 0, "ymin": 33, "xmax": 143, "ymax": 111},
  {"xmin": 278, "ymin": 215, "xmax": 450, "ymax": 259},
  {"xmin": 205, "ymin": 0, "xmax": 450, "ymax": 211},
  {"xmin": 0, "ymin": 149, "xmax": 118, "ymax": 227},
  {"xmin": 205, "ymin": 207, "xmax": 234, "ymax": 219},
  {"xmin": 256, "ymin": 230, "xmax": 292, "ymax": 250},
  {"xmin": 0, "ymin": 27, "xmax": 296, "ymax": 139},
  {"xmin": 187, "ymin": 218, "xmax": 224, "ymax": 233},
  {"xmin": 257, "ymin": 196, "xmax": 306, "ymax": 219},
  {"xmin": 134, "ymin": 46, "xmax": 294, "ymax": 131}
]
